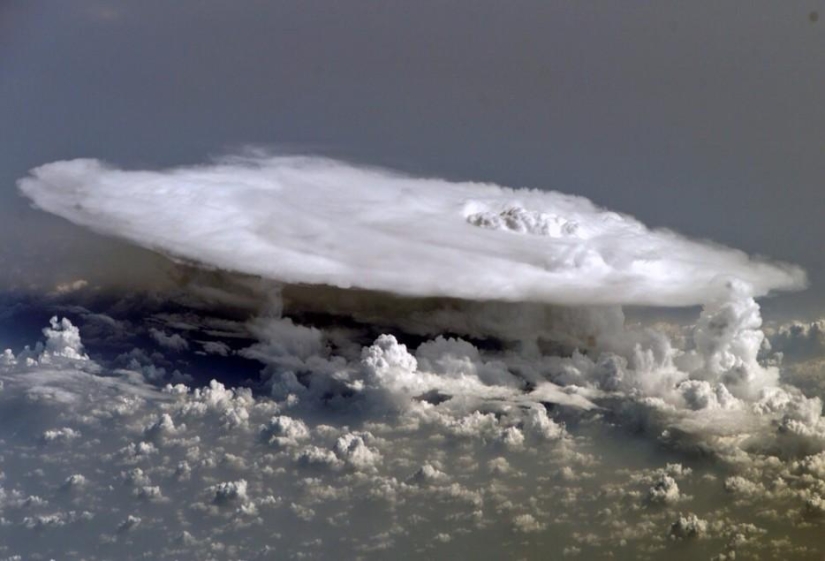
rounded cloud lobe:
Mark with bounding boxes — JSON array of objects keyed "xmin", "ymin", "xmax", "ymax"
[{"xmin": 18, "ymin": 156, "xmax": 805, "ymax": 307}]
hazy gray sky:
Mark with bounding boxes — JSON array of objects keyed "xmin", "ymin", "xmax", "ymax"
[{"xmin": 2, "ymin": 0, "xmax": 824, "ymax": 317}]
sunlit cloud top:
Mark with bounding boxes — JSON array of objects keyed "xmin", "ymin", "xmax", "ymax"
[{"xmin": 19, "ymin": 155, "xmax": 806, "ymax": 306}]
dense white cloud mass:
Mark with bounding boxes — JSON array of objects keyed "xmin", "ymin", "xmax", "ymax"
[
  {"xmin": 6, "ymin": 155, "xmax": 825, "ymax": 559},
  {"xmin": 18, "ymin": 156, "xmax": 804, "ymax": 306}
]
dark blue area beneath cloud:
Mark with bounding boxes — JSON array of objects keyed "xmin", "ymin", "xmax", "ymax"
[{"xmin": 0, "ymin": 290, "xmax": 263, "ymax": 389}]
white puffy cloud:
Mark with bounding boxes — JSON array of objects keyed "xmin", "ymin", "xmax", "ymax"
[
  {"xmin": 210, "ymin": 479, "xmax": 249, "ymax": 506},
  {"xmin": 117, "ymin": 514, "xmax": 142, "ymax": 533},
  {"xmin": 42, "ymin": 427, "xmax": 82, "ymax": 444},
  {"xmin": 333, "ymin": 432, "xmax": 382, "ymax": 472},
  {"xmin": 41, "ymin": 316, "xmax": 89, "ymax": 361},
  {"xmin": 259, "ymin": 415, "xmax": 310, "ymax": 447},
  {"xmin": 646, "ymin": 474, "xmax": 683, "ymax": 505},
  {"xmin": 408, "ymin": 464, "xmax": 450, "ymax": 486},
  {"xmin": 512, "ymin": 513, "xmax": 545, "ymax": 533},
  {"xmin": 669, "ymin": 513, "xmax": 708, "ymax": 539}
]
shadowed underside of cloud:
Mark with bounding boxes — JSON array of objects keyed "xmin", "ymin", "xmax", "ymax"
[{"xmin": 18, "ymin": 155, "xmax": 805, "ymax": 307}]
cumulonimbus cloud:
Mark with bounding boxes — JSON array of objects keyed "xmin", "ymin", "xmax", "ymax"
[{"xmin": 18, "ymin": 155, "xmax": 806, "ymax": 306}]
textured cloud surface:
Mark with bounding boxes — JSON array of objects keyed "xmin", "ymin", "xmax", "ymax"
[
  {"xmin": 18, "ymin": 156, "xmax": 805, "ymax": 306},
  {"xmin": 8, "ymin": 155, "xmax": 825, "ymax": 559},
  {"xmin": 2, "ymin": 298, "xmax": 825, "ymax": 560}
]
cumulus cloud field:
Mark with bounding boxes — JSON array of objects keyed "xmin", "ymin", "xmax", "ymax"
[{"xmin": 1, "ymin": 157, "xmax": 824, "ymax": 560}]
